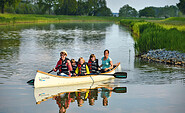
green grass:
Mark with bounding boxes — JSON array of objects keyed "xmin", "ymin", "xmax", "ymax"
[
  {"xmin": 0, "ymin": 14, "xmax": 123, "ymax": 25},
  {"xmin": 120, "ymin": 17, "xmax": 185, "ymax": 54}
]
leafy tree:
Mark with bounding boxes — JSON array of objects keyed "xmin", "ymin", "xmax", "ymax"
[
  {"xmin": 76, "ymin": 0, "xmax": 88, "ymax": 15},
  {"xmin": 0, "ymin": 0, "xmax": 21, "ymax": 13},
  {"xmin": 54, "ymin": 0, "xmax": 77, "ymax": 15},
  {"xmin": 95, "ymin": 6, "xmax": 112, "ymax": 16},
  {"xmin": 139, "ymin": 7, "xmax": 155, "ymax": 17},
  {"xmin": 35, "ymin": 0, "xmax": 57, "ymax": 14},
  {"xmin": 177, "ymin": 0, "xmax": 185, "ymax": 14},
  {"xmin": 119, "ymin": 4, "xmax": 138, "ymax": 17}
]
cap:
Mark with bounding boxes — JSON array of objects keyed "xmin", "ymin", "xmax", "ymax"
[{"xmin": 60, "ymin": 50, "xmax": 68, "ymax": 56}]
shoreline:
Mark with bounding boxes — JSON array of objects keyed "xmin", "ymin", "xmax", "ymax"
[
  {"xmin": 0, "ymin": 14, "xmax": 121, "ymax": 26},
  {"xmin": 140, "ymin": 49, "xmax": 185, "ymax": 67}
]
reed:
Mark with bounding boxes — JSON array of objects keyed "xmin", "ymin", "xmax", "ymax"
[{"xmin": 120, "ymin": 17, "xmax": 185, "ymax": 54}]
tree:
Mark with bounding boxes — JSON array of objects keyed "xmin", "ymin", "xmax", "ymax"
[
  {"xmin": 119, "ymin": 4, "xmax": 138, "ymax": 17},
  {"xmin": 139, "ymin": 7, "xmax": 155, "ymax": 17},
  {"xmin": 54, "ymin": 0, "xmax": 77, "ymax": 15},
  {"xmin": 0, "ymin": 0, "xmax": 21, "ymax": 13},
  {"xmin": 95, "ymin": 6, "xmax": 112, "ymax": 16},
  {"xmin": 177, "ymin": 0, "xmax": 185, "ymax": 14}
]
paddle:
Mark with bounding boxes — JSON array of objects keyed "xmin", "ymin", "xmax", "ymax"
[
  {"xmin": 89, "ymin": 87, "xmax": 127, "ymax": 93},
  {"xmin": 113, "ymin": 87, "xmax": 127, "ymax": 93},
  {"xmin": 88, "ymin": 72, "xmax": 127, "ymax": 79},
  {"xmin": 27, "ymin": 65, "xmax": 62, "ymax": 84}
]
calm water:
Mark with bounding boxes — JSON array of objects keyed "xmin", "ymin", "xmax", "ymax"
[{"xmin": 0, "ymin": 23, "xmax": 185, "ymax": 113}]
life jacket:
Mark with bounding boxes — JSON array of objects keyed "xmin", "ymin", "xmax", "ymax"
[
  {"xmin": 71, "ymin": 62, "xmax": 77, "ymax": 74},
  {"xmin": 77, "ymin": 62, "xmax": 87, "ymax": 76},
  {"xmin": 59, "ymin": 58, "xmax": 69, "ymax": 75},
  {"xmin": 88, "ymin": 59, "xmax": 99, "ymax": 73}
]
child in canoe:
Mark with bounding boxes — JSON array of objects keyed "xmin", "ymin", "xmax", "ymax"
[
  {"xmin": 88, "ymin": 54, "xmax": 100, "ymax": 74},
  {"xmin": 70, "ymin": 59, "xmax": 77, "ymax": 76},
  {"xmin": 75, "ymin": 57, "xmax": 90, "ymax": 76}
]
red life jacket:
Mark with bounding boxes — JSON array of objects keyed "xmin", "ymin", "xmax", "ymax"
[
  {"xmin": 58, "ymin": 58, "xmax": 70, "ymax": 75},
  {"xmin": 77, "ymin": 63, "xmax": 87, "ymax": 76}
]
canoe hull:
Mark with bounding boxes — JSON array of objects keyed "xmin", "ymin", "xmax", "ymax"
[{"xmin": 34, "ymin": 63, "xmax": 120, "ymax": 88}]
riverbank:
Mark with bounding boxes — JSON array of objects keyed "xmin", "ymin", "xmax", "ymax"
[
  {"xmin": 120, "ymin": 17, "xmax": 185, "ymax": 67},
  {"xmin": 120, "ymin": 17, "xmax": 185, "ymax": 54},
  {"xmin": 141, "ymin": 49, "xmax": 185, "ymax": 67},
  {"xmin": 0, "ymin": 14, "xmax": 121, "ymax": 26}
]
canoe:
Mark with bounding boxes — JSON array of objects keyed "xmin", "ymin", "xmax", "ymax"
[
  {"xmin": 34, "ymin": 79, "xmax": 116, "ymax": 104},
  {"xmin": 34, "ymin": 62, "xmax": 121, "ymax": 88}
]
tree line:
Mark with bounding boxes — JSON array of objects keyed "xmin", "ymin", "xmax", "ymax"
[
  {"xmin": 119, "ymin": 4, "xmax": 183, "ymax": 18},
  {"xmin": 0, "ymin": 0, "xmax": 184, "ymax": 18},
  {"xmin": 0, "ymin": 0, "xmax": 112, "ymax": 16}
]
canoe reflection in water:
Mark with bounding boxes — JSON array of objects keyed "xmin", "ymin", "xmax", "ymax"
[
  {"xmin": 52, "ymin": 87, "xmax": 126, "ymax": 113},
  {"xmin": 34, "ymin": 80, "xmax": 127, "ymax": 113}
]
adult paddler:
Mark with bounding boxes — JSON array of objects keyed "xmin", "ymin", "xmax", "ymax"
[
  {"xmin": 53, "ymin": 50, "xmax": 72, "ymax": 77},
  {"xmin": 99, "ymin": 49, "xmax": 113, "ymax": 73}
]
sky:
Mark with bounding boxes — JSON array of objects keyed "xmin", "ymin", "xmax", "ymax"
[{"xmin": 106, "ymin": 0, "xmax": 180, "ymax": 13}]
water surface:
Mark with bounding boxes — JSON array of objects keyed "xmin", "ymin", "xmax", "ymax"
[{"xmin": 0, "ymin": 23, "xmax": 185, "ymax": 113}]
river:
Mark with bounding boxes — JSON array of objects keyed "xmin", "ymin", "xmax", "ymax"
[{"xmin": 0, "ymin": 23, "xmax": 185, "ymax": 113}]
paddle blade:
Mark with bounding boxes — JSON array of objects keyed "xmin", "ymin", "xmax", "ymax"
[
  {"xmin": 113, "ymin": 72, "xmax": 127, "ymax": 78},
  {"xmin": 113, "ymin": 87, "xmax": 127, "ymax": 93},
  {"xmin": 27, "ymin": 79, "xmax": 34, "ymax": 85}
]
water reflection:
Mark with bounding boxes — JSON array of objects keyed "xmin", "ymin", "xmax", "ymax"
[{"xmin": 34, "ymin": 81, "xmax": 127, "ymax": 113}]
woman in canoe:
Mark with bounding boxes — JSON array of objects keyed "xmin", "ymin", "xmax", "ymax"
[
  {"xmin": 53, "ymin": 50, "xmax": 72, "ymax": 77},
  {"xmin": 75, "ymin": 57, "xmax": 90, "ymax": 76},
  {"xmin": 99, "ymin": 49, "xmax": 113, "ymax": 73}
]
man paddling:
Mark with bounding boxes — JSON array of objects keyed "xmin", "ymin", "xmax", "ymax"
[{"xmin": 53, "ymin": 50, "xmax": 72, "ymax": 77}]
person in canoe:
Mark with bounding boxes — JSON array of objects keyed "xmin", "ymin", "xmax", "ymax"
[
  {"xmin": 88, "ymin": 54, "xmax": 100, "ymax": 74},
  {"xmin": 75, "ymin": 57, "xmax": 90, "ymax": 76},
  {"xmin": 70, "ymin": 59, "xmax": 77, "ymax": 76},
  {"xmin": 99, "ymin": 49, "xmax": 113, "ymax": 73},
  {"xmin": 53, "ymin": 50, "xmax": 72, "ymax": 77}
]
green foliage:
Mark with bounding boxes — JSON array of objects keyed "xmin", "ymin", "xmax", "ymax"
[
  {"xmin": 177, "ymin": 0, "xmax": 185, "ymax": 14},
  {"xmin": 119, "ymin": 4, "xmax": 138, "ymax": 17},
  {"xmin": 139, "ymin": 7, "xmax": 155, "ymax": 17},
  {"xmin": 120, "ymin": 18, "xmax": 185, "ymax": 54},
  {"xmin": 0, "ymin": 0, "xmax": 21, "ymax": 13},
  {"xmin": 94, "ymin": 6, "xmax": 112, "ymax": 16}
]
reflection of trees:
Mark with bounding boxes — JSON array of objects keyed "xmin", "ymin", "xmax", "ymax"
[
  {"xmin": 35, "ymin": 23, "xmax": 112, "ymax": 49},
  {"xmin": 0, "ymin": 31, "xmax": 21, "ymax": 60}
]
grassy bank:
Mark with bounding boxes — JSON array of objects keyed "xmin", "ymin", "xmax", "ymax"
[
  {"xmin": 0, "ymin": 14, "xmax": 122, "ymax": 25},
  {"xmin": 120, "ymin": 17, "xmax": 185, "ymax": 54}
]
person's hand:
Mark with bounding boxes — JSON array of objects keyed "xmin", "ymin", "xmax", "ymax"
[
  {"xmin": 84, "ymin": 73, "xmax": 87, "ymax": 75},
  {"xmin": 104, "ymin": 68, "xmax": 108, "ymax": 71},
  {"xmin": 74, "ymin": 73, "xmax": 76, "ymax": 76},
  {"xmin": 53, "ymin": 68, "xmax": 57, "ymax": 72}
]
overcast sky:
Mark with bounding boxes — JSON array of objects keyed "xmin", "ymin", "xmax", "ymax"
[{"xmin": 106, "ymin": 0, "xmax": 180, "ymax": 13}]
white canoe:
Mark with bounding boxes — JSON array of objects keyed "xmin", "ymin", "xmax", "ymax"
[
  {"xmin": 34, "ymin": 62, "xmax": 121, "ymax": 88},
  {"xmin": 34, "ymin": 79, "xmax": 116, "ymax": 104}
]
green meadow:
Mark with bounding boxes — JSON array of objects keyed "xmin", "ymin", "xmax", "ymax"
[
  {"xmin": 120, "ymin": 17, "xmax": 185, "ymax": 54},
  {"xmin": 0, "ymin": 14, "xmax": 121, "ymax": 25}
]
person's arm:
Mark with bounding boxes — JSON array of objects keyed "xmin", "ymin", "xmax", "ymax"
[
  {"xmin": 108, "ymin": 61, "xmax": 113, "ymax": 69},
  {"xmin": 86, "ymin": 65, "xmax": 90, "ymax": 74},
  {"xmin": 67, "ymin": 60, "xmax": 72, "ymax": 71},
  {"xmin": 53, "ymin": 60, "xmax": 60, "ymax": 72}
]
